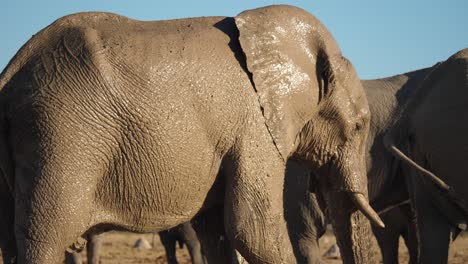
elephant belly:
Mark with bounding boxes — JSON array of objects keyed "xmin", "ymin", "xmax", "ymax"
[{"xmin": 93, "ymin": 127, "xmax": 226, "ymax": 232}]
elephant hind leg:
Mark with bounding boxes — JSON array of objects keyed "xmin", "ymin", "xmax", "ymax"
[
  {"xmin": 372, "ymin": 209, "xmax": 404, "ymax": 264},
  {"xmin": 405, "ymin": 148, "xmax": 451, "ymax": 264},
  {"xmin": 14, "ymin": 165, "xmax": 96, "ymax": 263},
  {"xmin": 411, "ymin": 181, "xmax": 451, "ymax": 263}
]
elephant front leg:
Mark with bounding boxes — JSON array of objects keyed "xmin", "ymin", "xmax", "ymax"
[{"xmin": 224, "ymin": 148, "xmax": 295, "ymax": 264}]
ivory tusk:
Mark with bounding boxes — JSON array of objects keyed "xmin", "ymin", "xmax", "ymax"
[{"xmin": 351, "ymin": 193, "xmax": 385, "ymax": 228}]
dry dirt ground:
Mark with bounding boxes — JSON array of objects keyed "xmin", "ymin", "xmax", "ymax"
[
  {"xmin": 1, "ymin": 231, "xmax": 467, "ymax": 263},
  {"xmin": 69, "ymin": 231, "xmax": 468, "ymax": 263}
]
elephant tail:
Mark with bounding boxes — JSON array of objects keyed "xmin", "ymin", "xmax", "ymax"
[
  {"xmin": 383, "ymin": 133, "xmax": 450, "ymax": 191},
  {"xmin": 0, "ymin": 56, "xmax": 22, "ymax": 194},
  {"xmin": 0, "ymin": 18, "xmax": 51, "ymax": 194},
  {"xmin": 383, "ymin": 133, "xmax": 468, "ymax": 230},
  {"xmin": 0, "ymin": 39, "xmax": 34, "ymax": 90}
]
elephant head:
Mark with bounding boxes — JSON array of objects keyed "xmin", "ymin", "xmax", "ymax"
[{"xmin": 235, "ymin": 5, "xmax": 382, "ymax": 262}]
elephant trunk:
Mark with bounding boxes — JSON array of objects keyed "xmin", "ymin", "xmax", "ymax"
[
  {"xmin": 328, "ymin": 153, "xmax": 384, "ymax": 229},
  {"xmin": 323, "ymin": 152, "xmax": 382, "ymax": 263},
  {"xmin": 326, "ymin": 191, "xmax": 378, "ymax": 264}
]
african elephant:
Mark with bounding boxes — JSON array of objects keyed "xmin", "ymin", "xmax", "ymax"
[
  {"xmin": 385, "ymin": 48, "xmax": 468, "ymax": 263},
  {"xmin": 291, "ymin": 65, "xmax": 436, "ymax": 263},
  {"xmin": 362, "ymin": 66, "xmax": 435, "ymax": 264},
  {"xmin": 0, "ymin": 5, "xmax": 381, "ymax": 264}
]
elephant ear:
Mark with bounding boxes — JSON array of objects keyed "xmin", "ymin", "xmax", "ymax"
[{"xmin": 235, "ymin": 5, "xmax": 322, "ymax": 160}]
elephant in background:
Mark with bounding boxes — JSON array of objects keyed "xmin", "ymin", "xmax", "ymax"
[
  {"xmin": 294, "ymin": 63, "xmax": 437, "ymax": 263},
  {"xmin": 0, "ymin": 5, "xmax": 381, "ymax": 263},
  {"xmin": 385, "ymin": 48, "xmax": 468, "ymax": 263},
  {"xmin": 159, "ymin": 222, "xmax": 205, "ymax": 264},
  {"xmin": 362, "ymin": 65, "xmax": 435, "ymax": 264}
]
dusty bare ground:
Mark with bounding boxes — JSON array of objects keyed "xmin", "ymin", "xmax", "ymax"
[
  {"xmin": 70, "ymin": 231, "xmax": 468, "ymax": 263},
  {"xmin": 1, "ymin": 231, "xmax": 467, "ymax": 263}
]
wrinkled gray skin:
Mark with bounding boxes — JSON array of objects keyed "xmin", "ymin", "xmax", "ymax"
[
  {"xmin": 0, "ymin": 5, "xmax": 380, "ymax": 264},
  {"xmin": 385, "ymin": 48, "xmax": 468, "ymax": 264}
]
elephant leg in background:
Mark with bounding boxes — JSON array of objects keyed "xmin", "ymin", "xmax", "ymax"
[
  {"xmin": 0, "ymin": 194, "xmax": 16, "ymax": 264},
  {"xmin": 399, "ymin": 203, "xmax": 418, "ymax": 264},
  {"xmin": 372, "ymin": 204, "xmax": 416, "ymax": 264},
  {"xmin": 409, "ymin": 168, "xmax": 450, "ymax": 264},
  {"xmin": 192, "ymin": 207, "xmax": 236, "ymax": 264},
  {"xmin": 177, "ymin": 222, "xmax": 205, "ymax": 264},
  {"xmin": 159, "ymin": 229, "xmax": 179, "ymax": 264},
  {"xmin": 159, "ymin": 222, "xmax": 205, "ymax": 264}
]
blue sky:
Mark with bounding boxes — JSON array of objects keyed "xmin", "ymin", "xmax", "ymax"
[{"xmin": 1, "ymin": 0, "xmax": 466, "ymax": 79}]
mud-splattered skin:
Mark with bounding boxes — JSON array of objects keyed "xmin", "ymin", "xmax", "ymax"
[{"xmin": 0, "ymin": 5, "xmax": 378, "ymax": 264}]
